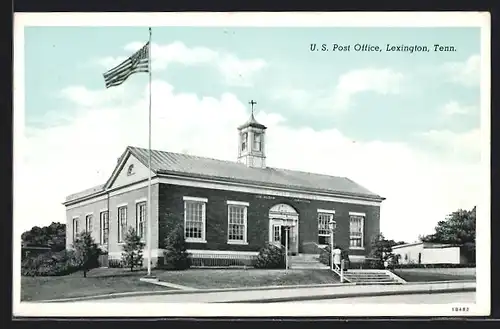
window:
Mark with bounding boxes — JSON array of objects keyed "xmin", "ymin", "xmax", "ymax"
[
  {"xmin": 100, "ymin": 211, "xmax": 109, "ymax": 245},
  {"xmin": 184, "ymin": 197, "xmax": 207, "ymax": 242},
  {"xmin": 227, "ymin": 201, "xmax": 249, "ymax": 244},
  {"xmin": 72, "ymin": 217, "xmax": 79, "ymax": 242},
  {"xmin": 241, "ymin": 132, "xmax": 248, "ymax": 151},
  {"xmin": 273, "ymin": 225, "xmax": 280, "ymax": 242},
  {"xmin": 253, "ymin": 133, "xmax": 262, "ymax": 151},
  {"xmin": 127, "ymin": 164, "xmax": 135, "ymax": 176},
  {"xmin": 118, "ymin": 205, "xmax": 128, "ymax": 243},
  {"xmin": 85, "ymin": 214, "xmax": 93, "ymax": 233},
  {"xmin": 349, "ymin": 213, "xmax": 365, "ymax": 248},
  {"xmin": 318, "ymin": 211, "xmax": 334, "ymax": 245},
  {"xmin": 136, "ymin": 201, "xmax": 147, "ymax": 241}
]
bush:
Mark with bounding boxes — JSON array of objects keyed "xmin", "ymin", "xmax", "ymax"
[
  {"xmin": 364, "ymin": 258, "xmax": 384, "ymax": 269},
  {"xmin": 108, "ymin": 259, "xmax": 124, "ymax": 268},
  {"xmin": 21, "ymin": 250, "xmax": 80, "ymax": 277},
  {"xmin": 319, "ymin": 245, "xmax": 331, "ymax": 266},
  {"xmin": 254, "ymin": 243, "xmax": 285, "ymax": 269},
  {"xmin": 162, "ymin": 224, "xmax": 190, "ymax": 270},
  {"xmin": 392, "ymin": 263, "xmax": 476, "ymax": 269}
]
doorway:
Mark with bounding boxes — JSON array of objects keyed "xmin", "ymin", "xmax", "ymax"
[{"xmin": 268, "ymin": 203, "xmax": 299, "ymax": 255}]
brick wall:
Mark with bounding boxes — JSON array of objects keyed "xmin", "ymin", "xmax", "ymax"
[
  {"xmin": 66, "ymin": 181, "xmax": 381, "ymax": 267},
  {"xmin": 158, "ymin": 183, "xmax": 380, "ymax": 257}
]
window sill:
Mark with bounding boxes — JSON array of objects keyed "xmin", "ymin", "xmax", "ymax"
[
  {"xmin": 186, "ymin": 239, "xmax": 207, "ymax": 244},
  {"xmin": 227, "ymin": 241, "xmax": 248, "ymax": 245},
  {"xmin": 349, "ymin": 247, "xmax": 365, "ymax": 250}
]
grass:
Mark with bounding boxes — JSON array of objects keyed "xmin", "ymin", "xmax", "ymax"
[
  {"xmin": 21, "ymin": 268, "xmax": 171, "ymax": 302},
  {"xmin": 22, "ymin": 268, "xmax": 340, "ymax": 301},
  {"xmin": 156, "ymin": 268, "xmax": 340, "ymax": 289},
  {"xmin": 392, "ymin": 267, "xmax": 476, "ymax": 282}
]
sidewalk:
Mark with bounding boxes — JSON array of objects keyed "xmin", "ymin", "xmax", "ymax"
[{"xmin": 52, "ymin": 280, "xmax": 475, "ymax": 303}]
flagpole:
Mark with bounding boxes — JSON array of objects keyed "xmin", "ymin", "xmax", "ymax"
[{"xmin": 147, "ymin": 27, "xmax": 153, "ymax": 277}]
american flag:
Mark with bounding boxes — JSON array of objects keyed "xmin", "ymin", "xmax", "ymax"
[{"xmin": 103, "ymin": 41, "xmax": 150, "ymax": 88}]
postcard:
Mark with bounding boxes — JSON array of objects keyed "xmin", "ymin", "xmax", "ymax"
[{"xmin": 13, "ymin": 11, "xmax": 490, "ymax": 318}]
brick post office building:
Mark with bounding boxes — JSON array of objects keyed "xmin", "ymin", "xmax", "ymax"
[{"xmin": 64, "ymin": 113, "xmax": 385, "ymax": 267}]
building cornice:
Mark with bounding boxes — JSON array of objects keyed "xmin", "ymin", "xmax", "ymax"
[
  {"xmin": 156, "ymin": 170, "xmax": 385, "ymax": 203},
  {"xmin": 64, "ymin": 172, "xmax": 385, "ymax": 208}
]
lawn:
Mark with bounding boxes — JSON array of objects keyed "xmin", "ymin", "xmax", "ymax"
[
  {"xmin": 21, "ymin": 268, "xmax": 171, "ymax": 302},
  {"xmin": 156, "ymin": 268, "xmax": 340, "ymax": 289},
  {"xmin": 392, "ymin": 268, "xmax": 476, "ymax": 282}
]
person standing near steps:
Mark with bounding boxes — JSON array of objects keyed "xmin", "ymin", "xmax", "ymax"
[{"xmin": 332, "ymin": 246, "xmax": 342, "ymax": 271}]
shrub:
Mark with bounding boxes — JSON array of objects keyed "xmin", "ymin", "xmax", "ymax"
[
  {"xmin": 21, "ymin": 250, "xmax": 80, "ymax": 276},
  {"xmin": 162, "ymin": 224, "xmax": 190, "ymax": 270},
  {"xmin": 319, "ymin": 245, "xmax": 331, "ymax": 266},
  {"xmin": 72, "ymin": 231, "xmax": 101, "ymax": 277},
  {"xmin": 121, "ymin": 227, "xmax": 145, "ymax": 271},
  {"xmin": 254, "ymin": 243, "xmax": 285, "ymax": 269},
  {"xmin": 364, "ymin": 258, "xmax": 384, "ymax": 269},
  {"xmin": 392, "ymin": 263, "xmax": 476, "ymax": 269},
  {"xmin": 108, "ymin": 259, "xmax": 124, "ymax": 268}
]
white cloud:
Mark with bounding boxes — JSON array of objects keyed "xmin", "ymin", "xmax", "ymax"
[
  {"xmin": 59, "ymin": 85, "xmax": 128, "ymax": 107},
  {"xmin": 18, "ymin": 79, "xmax": 481, "ymax": 243},
  {"xmin": 443, "ymin": 54, "xmax": 480, "ymax": 87},
  {"xmin": 99, "ymin": 41, "xmax": 267, "ymax": 87},
  {"xmin": 332, "ymin": 68, "xmax": 404, "ymax": 110},
  {"xmin": 419, "ymin": 128, "xmax": 481, "ymax": 161},
  {"xmin": 440, "ymin": 101, "xmax": 477, "ymax": 117},
  {"xmin": 272, "ymin": 68, "xmax": 404, "ymax": 114}
]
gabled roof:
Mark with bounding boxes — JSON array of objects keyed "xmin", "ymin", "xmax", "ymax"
[{"xmin": 65, "ymin": 145, "xmax": 385, "ymax": 203}]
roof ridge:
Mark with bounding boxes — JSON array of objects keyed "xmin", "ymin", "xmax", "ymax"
[
  {"xmin": 128, "ymin": 145, "xmax": 247, "ymax": 167},
  {"xmin": 128, "ymin": 145, "xmax": 350, "ymax": 179},
  {"xmin": 63, "ymin": 145, "xmax": 383, "ymax": 203}
]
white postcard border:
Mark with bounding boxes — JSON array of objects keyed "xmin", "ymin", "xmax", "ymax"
[{"xmin": 12, "ymin": 11, "xmax": 491, "ymax": 317}]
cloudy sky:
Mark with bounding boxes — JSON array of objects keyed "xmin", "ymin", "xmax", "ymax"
[{"xmin": 19, "ymin": 26, "xmax": 481, "ymax": 242}]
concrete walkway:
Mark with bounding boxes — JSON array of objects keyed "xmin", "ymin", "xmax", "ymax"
[{"xmin": 64, "ymin": 281, "xmax": 475, "ymax": 303}]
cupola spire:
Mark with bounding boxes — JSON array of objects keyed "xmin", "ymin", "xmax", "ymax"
[{"xmin": 237, "ymin": 100, "xmax": 267, "ymax": 168}]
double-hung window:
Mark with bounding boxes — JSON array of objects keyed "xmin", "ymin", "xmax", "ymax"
[
  {"xmin": 136, "ymin": 201, "xmax": 147, "ymax": 241},
  {"xmin": 184, "ymin": 197, "xmax": 207, "ymax": 243},
  {"xmin": 227, "ymin": 201, "xmax": 249, "ymax": 244},
  {"xmin": 117, "ymin": 205, "xmax": 128, "ymax": 243},
  {"xmin": 100, "ymin": 210, "xmax": 109, "ymax": 245},
  {"xmin": 317, "ymin": 210, "xmax": 335, "ymax": 245},
  {"xmin": 349, "ymin": 212, "xmax": 365, "ymax": 249},
  {"xmin": 85, "ymin": 214, "xmax": 93, "ymax": 234},
  {"xmin": 72, "ymin": 217, "xmax": 79, "ymax": 242}
]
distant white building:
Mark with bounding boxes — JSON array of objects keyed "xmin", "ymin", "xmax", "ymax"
[{"xmin": 391, "ymin": 242, "xmax": 469, "ymax": 265}]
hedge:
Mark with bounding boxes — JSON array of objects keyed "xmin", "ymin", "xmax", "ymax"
[
  {"xmin": 21, "ymin": 250, "xmax": 80, "ymax": 276},
  {"xmin": 392, "ymin": 263, "xmax": 475, "ymax": 269},
  {"xmin": 254, "ymin": 243, "xmax": 285, "ymax": 269}
]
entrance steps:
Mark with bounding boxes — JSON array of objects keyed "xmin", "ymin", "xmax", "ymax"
[
  {"xmin": 289, "ymin": 254, "xmax": 329, "ymax": 270},
  {"xmin": 341, "ymin": 269, "xmax": 405, "ymax": 285}
]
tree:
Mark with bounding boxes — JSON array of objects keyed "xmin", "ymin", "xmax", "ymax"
[
  {"xmin": 121, "ymin": 227, "xmax": 145, "ymax": 272},
  {"xmin": 22, "ymin": 222, "xmax": 66, "ymax": 251},
  {"xmin": 369, "ymin": 233, "xmax": 395, "ymax": 268},
  {"xmin": 72, "ymin": 231, "xmax": 101, "ymax": 278},
  {"xmin": 421, "ymin": 207, "xmax": 476, "ymax": 245},
  {"xmin": 421, "ymin": 206, "xmax": 476, "ymax": 263},
  {"xmin": 163, "ymin": 223, "xmax": 190, "ymax": 270}
]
